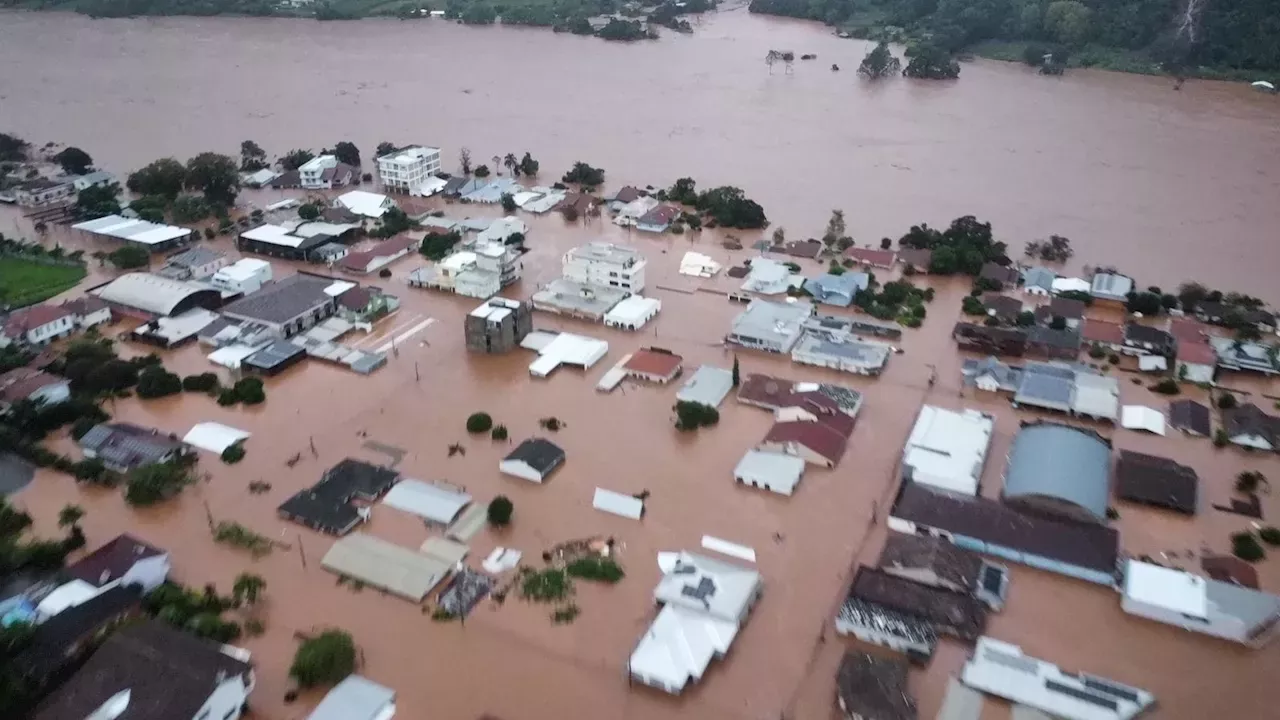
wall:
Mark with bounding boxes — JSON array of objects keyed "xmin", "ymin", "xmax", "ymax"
[
  {"xmin": 122, "ymin": 554, "xmax": 171, "ymax": 593},
  {"xmin": 1120, "ymin": 596, "xmax": 1246, "ymax": 644},
  {"xmin": 499, "ymin": 460, "xmax": 544, "ymax": 483},
  {"xmin": 833, "ymin": 619, "xmax": 933, "ymax": 657}
]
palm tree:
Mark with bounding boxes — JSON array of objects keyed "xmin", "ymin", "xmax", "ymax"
[
  {"xmin": 232, "ymin": 572, "xmax": 266, "ymax": 606},
  {"xmin": 503, "ymin": 153, "xmax": 518, "ymax": 177},
  {"xmin": 58, "ymin": 504, "xmax": 85, "ymax": 529},
  {"xmin": 492, "ymin": 155, "xmax": 501, "ymax": 176}
]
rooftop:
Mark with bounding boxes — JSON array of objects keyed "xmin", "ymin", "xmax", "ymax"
[
  {"xmin": 379, "ymin": 145, "xmax": 439, "ymax": 163},
  {"xmin": 1123, "ymin": 560, "xmax": 1280, "ymax": 643},
  {"xmin": 728, "ymin": 300, "xmax": 813, "ymax": 347},
  {"xmin": 321, "ymin": 533, "xmax": 449, "ymax": 602},
  {"xmin": 565, "ymin": 241, "xmax": 642, "ymax": 268},
  {"xmin": 1221, "ymin": 403, "xmax": 1280, "ymax": 446},
  {"xmin": 1003, "ymin": 422, "xmax": 1112, "ymax": 523},
  {"xmin": 790, "ymin": 330, "xmax": 892, "ymax": 372},
  {"xmin": 675, "ymin": 366, "xmax": 734, "ymax": 407},
  {"xmin": 901, "ymin": 405, "xmax": 994, "ymax": 497},
  {"xmin": 844, "ymin": 246, "xmax": 898, "ymax": 267},
  {"xmin": 72, "ymin": 214, "xmax": 192, "ymax": 245},
  {"xmin": 1115, "ymin": 450, "xmax": 1198, "ymax": 514},
  {"xmin": 14, "ymin": 584, "xmax": 142, "ymax": 681},
  {"xmin": 523, "ymin": 330, "xmax": 609, "ymax": 377},
  {"xmin": 623, "ymin": 348, "xmax": 683, "ymax": 379},
  {"xmin": 66, "ymin": 534, "xmax": 165, "ymax": 588},
  {"xmin": 740, "ymin": 258, "xmax": 797, "ymax": 294},
  {"xmin": 502, "ymin": 438, "xmax": 565, "ymax": 475},
  {"xmin": 762, "ymin": 419, "xmax": 849, "ymax": 466},
  {"xmin": 78, "ymin": 422, "xmax": 184, "ymax": 470},
  {"xmin": 0, "ymin": 367, "xmax": 67, "ymax": 406},
  {"xmin": 654, "ymin": 552, "xmax": 762, "ymax": 623},
  {"xmin": 335, "ymin": 190, "xmax": 392, "ymax": 218},
  {"xmin": 803, "ymin": 272, "xmax": 869, "ymax": 306},
  {"xmin": 530, "ymin": 278, "xmax": 629, "ymax": 319},
  {"xmin": 847, "ymin": 566, "xmax": 987, "ymax": 640},
  {"xmin": 92, "ymin": 273, "xmax": 218, "ymax": 317},
  {"xmin": 628, "ymin": 603, "xmax": 740, "ymax": 694},
  {"xmin": 979, "ymin": 262, "xmax": 1022, "ymax": 285},
  {"xmin": 1090, "ymin": 272, "xmax": 1134, "ymax": 299},
  {"xmin": 163, "ymin": 246, "xmax": 225, "ymax": 269},
  {"xmin": 306, "ymin": 675, "xmax": 396, "ymax": 720},
  {"xmin": 221, "ymin": 273, "xmax": 336, "ymax": 325},
  {"xmin": 835, "ymin": 652, "xmax": 918, "ymax": 720},
  {"xmin": 878, "ymin": 531, "xmax": 985, "ymax": 592},
  {"xmin": 733, "ymin": 449, "xmax": 806, "ymax": 495},
  {"xmin": 1168, "ymin": 399, "xmax": 1212, "ymax": 436}
]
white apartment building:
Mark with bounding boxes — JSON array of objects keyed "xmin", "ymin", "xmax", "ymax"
[
  {"xmin": 562, "ymin": 242, "xmax": 646, "ymax": 294},
  {"xmin": 211, "ymin": 258, "xmax": 273, "ymax": 295},
  {"xmin": 377, "ymin": 146, "xmax": 442, "ymax": 194},
  {"xmin": 408, "ymin": 240, "xmax": 521, "ymax": 300},
  {"xmin": 299, "ymin": 155, "xmax": 339, "ymax": 189}
]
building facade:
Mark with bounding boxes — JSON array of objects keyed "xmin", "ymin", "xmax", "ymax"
[
  {"xmin": 562, "ymin": 242, "xmax": 647, "ymax": 293},
  {"xmin": 299, "ymin": 155, "xmax": 339, "ymax": 189},
  {"xmin": 465, "ymin": 297, "xmax": 533, "ymax": 353},
  {"xmin": 377, "ymin": 146, "xmax": 442, "ymax": 193}
]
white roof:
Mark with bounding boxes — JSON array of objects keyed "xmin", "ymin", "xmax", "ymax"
[
  {"xmin": 902, "ymin": 406, "xmax": 994, "ymax": 496},
  {"xmin": 962, "ymin": 637, "xmax": 1154, "ymax": 720},
  {"xmin": 1120, "ymin": 405, "xmax": 1166, "ymax": 435},
  {"xmin": 1122, "ymin": 560, "xmax": 1207, "ymax": 618},
  {"xmin": 679, "ymin": 251, "xmax": 722, "ymax": 278},
  {"xmin": 628, "ymin": 604, "xmax": 739, "ymax": 692},
  {"xmin": 92, "ymin": 273, "xmax": 215, "ymax": 316},
  {"xmin": 1138, "ymin": 355, "xmax": 1167, "ymax": 372},
  {"xmin": 413, "ymin": 176, "xmax": 448, "ymax": 196},
  {"xmin": 242, "ymin": 169, "xmax": 278, "ymax": 185},
  {"xmin": 655, "ymin": 551, "xmax": 761, "ymax": 622},
  {"xmin": 1071, "ymin": 372, "xmax": 1120, "ymax": 420},
  {"xmin": 213, "ymin": 258, "xmax": 270, "ymax": 282},
  {"xmin": 469, "ymin": 297, "xmax": 520, "ymax": 322},
  {"xmin": 701, "ymin": 535, "xmax": 756, "ymax": 563},
  {"xmin": 241, "ymin": 224, "xmax": 305, "ymax": 248},
  {"xmin": 733, "ymin": 450, "xmax": 805, "ymax": 494},
  {"xmin": 593, "ymin": 488, "xmax": 644, "ymax": 519},
  {"xmin": 73, "ymin": 214, "xmax": 192, "ymax": 245},
  {"xmin": 604, "ymin": 296, "xmax": 660, "ymax": 325},
  {"xmin": 320, "ymin": 534, "xmax": 450, "ymax": 602},
  {"xmin": 207, "ymin": 344, "xmax": 260, "ymax": 370},
  {"xmin": 324, "ymin": 280, "xmax": 357, "ymax": 297},
  {"xmin": 380, "ymin": 145, "xmax": 439, "ymax": 163},
  {"xmin": 36, "ymin": 580, "xmax": 101, "ymax": 618},
  {"xmin": 1051, "ymin": 277, "xmax": 1091, "ymax": 294},
  {"xmin": 476, "ymin": 216, "xmax": 528, "ymax": 243},
  {"xmin": 439, "ymin": 251, "xmax": 478, "ymax": 271},
  {"xmin": 481, "ymin": 547, "xmax": 522, "ymax": 574},
  {"xmin": 307, "ymin": 675, "xmax": 396, "ymax": 720},
  {"xmin": 291, "ymin": 221, "xmax": 358, "ymax": 238},
  {"xmin": 382, "ymin": 480, "xmax": 472, "ymax": 525},
  {"xmin": 182, "ymin": 422, "xmax": 250, "ymax": 454},
  {"xmin": 528, "ymin": 332, "xmax": 609, "ymax": 377},
  {"xmin": 336, "ymin": 190, "xmax": 393, "ymax": 218}
]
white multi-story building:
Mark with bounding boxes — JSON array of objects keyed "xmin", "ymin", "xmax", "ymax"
[
  {"xmin": 299, "ymin": 155, "xmax": 339, "ymax": 189},
  {"xmin": 408, "ymin": 240, "xmax": 521, "ymax": 300},
  {"xmin": 211, "ymin": 258, "xmax": 273, "ymax": 295},
  {"xmin": 562, "ymin": 241, "xmax": 646, "ymax": 294},
  {"xmin": 377, "ymin": 146, "xmax": 442, "ymax": 194}
]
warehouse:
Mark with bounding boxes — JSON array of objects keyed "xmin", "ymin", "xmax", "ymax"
[{"xmin": 321, "ymin": 534, "xmax": 451, "ymax": 602}]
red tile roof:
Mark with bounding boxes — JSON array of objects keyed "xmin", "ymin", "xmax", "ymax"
[
  {"xmin": 623, "ymin": 349, "xmax": 683, "ymax": 380},
  {"xmin": 0, "ymin": 368, "xmax": 66, "ymax": 404},
  {"xmin": 340, "ymin": 235, "xmax": 415, "ymax": 272},
  {"xmin": 1168, "ymin": 318, "xmax": 1213, "ymax": 345},
  {"xmin": 1, "ymin": 304, "xmax": 73, "ymax": 338},
  {"xmin": 1081, "ymin": 320, "xmax": 1124, "ymax": 346},
  {"xmin": 737, "ymin": 374, "xmax": 796, "ymax": 409},
  {"xmin": 844, "ymin": 247, "xmax": 897, "ymax": 268},
  {"xmin": 763, "ymin": 420, "xmax": 848, "ymax": 465},
  {"xmin": 1201, "ymin": 555, "xmax": 1259, "ymax": 589},
  {"xmin": 66, "ymin": 534, "xmax": 165, "ymax": 588},
  {"xmin": 1177, "ymin": 340, "xmax": 1217, "ymax": 366}
]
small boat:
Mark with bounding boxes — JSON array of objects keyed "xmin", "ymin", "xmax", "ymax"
[{"xmin": 1251, "ymin": 80, "xmax": 1276, "ymax": 92}]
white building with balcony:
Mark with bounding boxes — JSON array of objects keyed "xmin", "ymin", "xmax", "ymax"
[
  {"xmin": 299, "ymin": 155, "xmax": 339, "ymax": 189},
  {"xmin": 211, "ymin": 258, "xmax": 273, "ymax": 295},
  {"xmin": 408, "ymin": 240, "xmax": 520, "ymax": 300},
  {"xmin": 562, "ymin": 242, "xmax": 646, "ymax": 294},
  {"xmin": 377, "ymin": 146, "xmax": 442, "ymax": 195}
]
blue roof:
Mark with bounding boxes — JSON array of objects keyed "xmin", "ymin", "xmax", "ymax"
[
  {"xmin": 1022, "ymin": 266, "xmax": 1057, "ymax": 290},
  {"xmin": 1003, "ymin": 423, "xmax": 1111, "ymax": 522},
  {"xmin": 803, "ymin": 272, "xmax": 869, "ymax": 307}
]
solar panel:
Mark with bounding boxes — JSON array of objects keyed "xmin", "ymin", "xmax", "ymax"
[
  {"xmin": 1045, "ymin": 680, "xmax": 1119, "ymax": 710},
  {"xmin": 1083, "ymin": 677, "xmax": 1141, "ymax": 702},
  {"xmin": 680, "ymin": 576, "xmax": 717, "ymax": 600},
  {"xmin": 982, "ymin": 648, "xmax": 1039, "ymax": 675},
  {"xmin": 980, "ymin": 566, "xmax": 1005, "ymax": 594}
]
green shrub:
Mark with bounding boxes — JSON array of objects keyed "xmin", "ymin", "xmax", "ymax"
[
  {"xmin": 244, "ymin": 618, "xmax": 265, "ymax": 637},
  {"xmin": 70, "ymin": 416, "xmax": 98, "ymax": 441},
  {"xmin": 182, "ymin": 373, "xmax": 220, "ymax": 393},
  {"xmin": 488, "ymin": 495, "xmax": 513, "ymax": 527},
  {"xmin": 290, "ymin": 630, "xmax": 356, "ymax": 688},
  {"xmin": 217, "ymin": 389, "xmax": 238, "ymax": 406},
  {"xmin": 221, "ymin": 443, "xmax": 246, "ymax": 464},
  {"xmin": 135, "ymin": 366, "xmax": 182, "ymax": 399},
  {"xmin": 1217, "ymin": 393, "xmax": 1238, "ymax": 410},
  {"xmin": 1231, "ymin": 532, "xmax": 1265, "ymax": 562},
  {"xmin": 233, "ymin": 377, "xmax": 265, "ymax": 405},
  {"xmin": 466, "ymin": 412, "xmax": 493, "ymax": 433},
  {"xmin": 1235, "ymin": 471, "xmax": 1266, "ymax": 494},
  {"xmin": 1213, "ymin": 428, "xmax": 1228, "ymax": 447},
  {"xmin": 565, "ymin": 555, "xmax": 625, "ymax": 583},
  {"xmin": 491, "ymin": 424, "xmax": 508, "ymax": 441},
  {"xmin": 1258, "ymin": 527, "xmax": 1280, "ymax": 546},
  {"xmin": 520, "ymin": 567, "xmax": 571, "ymax": 602},
  {"xmin": 552, "ymin": 604, "xmax": 580, "ymax": 624},
  {"xmin": 1088, "ymin": 344, "xmax": 1106, "ymax": 359},
  {"xmin": 674, "ymin": 400, "xmax": 719, "ymax": 431},
  {"xmin": 1149, "ymin": 379, "xmax": 1180, "ymax": 395},
  {"xmin": 1108, "ymin": 353, "xmax": 1120, "ymax": 365}
]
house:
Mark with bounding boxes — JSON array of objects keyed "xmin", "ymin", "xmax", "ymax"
[
  {"xmin": 952, "ymin": 323, "xmax": 1027, "ymax": 357},
  {"xmin": 1089, "ymin": 271, "xmax": 1134, "ymax": 303},
  {"xmin": 562, "ymin": 242, "xmax": 646, "ymax": 293},
  {"xmin": 13, "ymin": 177, "xmax": 75, "ymax": 207},
  {"xmin": 322, "ymin": 533, "xmax": 451, "ymax": 602},
  {"xmin": 307, "ymin": 675, "xmax": 397, "ymax": 720},
  {"xmin": 803, "ymin": 272, "xmax": 869, "ymax": 307},
  {"xmin": 790, "ymin": 327, "xmax": 891, "ymax": 376},
  {"xmin": 1201, "ymin": 555, "xmax": 1260, "ymax": 589},
  {"xmin": 1025, "ymin": 325, "xmax": 1081, "ymax": 360},
  {"xmin": 737, "ymin": 373, "xmax": 864, "ymax": 417},
  {"xmin": 31, "ymin": 619, "xmax": 255, "ymax": 720},
  {"xmin": 278, "ymin": 458, "xmax": 399, "ymax": 536},
  {"xmin": 1209, "ymin": 336, "xmax": 1280, "ymax": 375},
  {"xmin": 71, "ymin": 170, "xmax": 116, "ymax": 192},
  {"xmin": 531, "ymin": 276, "xmax": 629, "ymax": 321},
  {"xmin": 381, "ymin": 480, "xmax": 471, "ymax": 526},
  {"xmin": 155, "ymin": 246, "xmax": 228, "ymax": 281},
  {"xmin": 960, "ymin": 356, "xmax": 1022, "ymax": 393},
  {"xmin": 978, "ymin": 262, "xmax": 1021, "ymax": 288},
  {"xmin": 66, "ymin": 534, "xmax": 169, "ymax": 594},
  {"xmin": 1122, "ymin": 322, "xmax": 1175, "ymax": 357},
  {"xmin": 1081, "ymin": 320, "xmax": 1125, "ymax": 352},
  {"xmin": 299, "ymin": 155, "xmax": 356, "ymax": 189},
  {"xmin": 960, "ymin": 637, "xmax": 1154, "ymax": 720},
  {"xmin": 1013, "ymin": 362, "xmax": 1119, "ymax": 422},
  {"xmin": 889, "ymin": 482, "xmax": 1120, "ymax": 585},
  {"xmin": 239, "ymin": 168, "xmax": 278, "ymax": 188},
  {"xmin": 1114, "ymin": 450, "xmax": 1198, "ymax": 515},
  {"xmin": 1021, "ymin": 266, "xmax": 1057, "ymax": 296},
  {"xmin": 554, "ymin": 192, "xmax": 600, "ymax": 218},
  {"xmin": 622, "ymin": 348, "xmax": 683, "ymax": 383},
  {"xmin": 628, "ymin": 552, "xmax": 762, "ymax": 694},
  {"xmin": 0, "ymin": 304, "xmax": 75, "ymax": 348},
  {"xmin": 845, "ymin": 246, "xmax": 897, "ymax": 269},
  {"xmin": 77, "ymin": 423, "xmax": 187, "ymax": 473},
  {"xmin": 834, "ymin": 587, "xmax": 938, "ymax": 660},
  {"xmin": 1002, "ymin": 422, "xmax": 1111, "ymax": 524},
  {"xmin": 461, "ymin": 177, "xmax": 521, "ymax": 204},
  {"xmin": 1121, "ymin": 560, "xmax": 1280, "ymax": 647},
  {"xmin": 219, "ymin": 273, "xmax": 341, "ymax": 339},
  {"xmin": 10, "ymin": 585, "xmax": 141, "ymax": 699},
  {"xmin": 523, "ymin": 330, "xmax": 609, "ymax": 377},
  {"xmin": 1219, "ymin": 403, "xmax": 1280, "ymax": 451},
  {"xmin": 897, "ymin": 247, "xmax": 932, "ymax": 273},
  {"xmin": 476, "ymin": 216, "xmax": 528, "ymax": 245},
  {"xmin": 0, "ymin": 367, "xmax": 70, "ymax": 411},
  {"xmin": 412, "ymin": 241, "xmax": 523, "ymax": 300},
  {"xmin": 739, "ymin": 257, "xmax": 797, "ymax": 295},
  {"xmin": 877, "ymin": 533, "xmax": 1008, "ymax": 610},
  {"xmin": 90, "ymin": 273, "xmax": 222, "ymax": 319},
  {"xmin": 1196, "ymin": 302, "xmax": 1277, "ymax": 333},
  {"xmin": 339, "ymin": 235, "xmax": 416, "ymax": 274},
  {"xmin": 726, "ymin": 300, "xmax": 813, "ymax": 353},
  {"xmin": 465, "ymin": 297, "xmax": 533, "ymax": 353},
  {"xmin": 900, "ymin": 405, "xmax": 994, "ymax": 497},
  {"xmin": 613, "ymin": 195, "xmax": 656, "ymax": 225},
  {"xmin": 267, "ymin": 169, "xmax": 301, "ymax": 189},
  {"xmin": 606, "ymin": 185, "xmax": 643, "ymax": 212},
  {"xmin": 676, "ymin": 365, "xmax": 734, "ymax": 408},
  {"xmin": 603, "ymin": 295, "xmax": 661, "ymax": 331},
  {"xmin": 844, "ymin": 566, "xmax": 988, "ymax": 640},
  {"xmin": 760, "ymin": 418, "xmax": 849, "ymax": 468},
  {"xmin": 777, "ymin": 239, "xmax": 824, "ymax": 260},
  {"xmin": 61, "ymin": 296, "xmax": 112, "ymax": 331},
  {"xmin": 442, "ymin": 176, "xmax": 486, "ymax": 198},
  {"xmin": 1175, "ymin": 339, "xmax": 1217, "ymax": 384},
  {"xmin": 733, "ymin": 449, "xmax": 806, "ymax": 496},
  {"xmin": 210, "ymin": 258, "xmax": 273, "ymax": 295},
  {"xmin": 1168, "ymin": 399, "xmax": 1212, "ymax": 437},
  {"xmin": 334, "ymin": 190, "xmax": 394, "ymax": 220},
  {"xmin": 377, "ymin": 145, "xmax": 442, "ymax": 194},
  {"xmin": 500, "ymin": 438, "xmax": 565, "ymax": 483},
  {"xmin": 636, "ymin": 204, "xmax": 681, "ymax": 233},
  {"xmin": 336, "ymin": 286, "xmax": 397, "ymax": 324},
  {"xmin": 237, "ymin": 221, "xmax": 359, "ymax": 262},
  {"xmin": 982, "ymin": 294, "xmax": 1023, "ymax": 324},
  {"xmin": 241, "ymin": 340, "xmax": 307, "ymax": 376},
  {"xmin": 1033, "ymin": 296, "xmax": 1085, "ymax": 328},
  {"xmin": 835, "ymin": 653, "xmax": 917, "ymax": 720}
]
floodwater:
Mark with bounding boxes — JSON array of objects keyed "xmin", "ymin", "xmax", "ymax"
[{"xmin": 2, "ymin": 7, "xmax": 1280, "ymax": 720}]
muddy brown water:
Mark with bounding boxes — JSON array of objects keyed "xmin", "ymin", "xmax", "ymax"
[{"xmin": 3, "ymin": 8, "xmax": 1280, "ymax": 720}]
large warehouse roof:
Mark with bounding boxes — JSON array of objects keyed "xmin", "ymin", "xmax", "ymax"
[
  {"xmin": 91, "ymin": 273, "xmax": 219, "ymax": 316},
  {"xmin": 1003, "ymin": 422, "xmax": 1111, "ymax": 523},
  {"xmin": 73, "ymin": 214, "xmax": 193, "ymax": 245},
  {"xmin": 320, "ymin": 533, "xmax": 449, "ymax": 602},
  {"xmin": 902, "ymin": 405, "xmax": 994, "ymax": 497}
]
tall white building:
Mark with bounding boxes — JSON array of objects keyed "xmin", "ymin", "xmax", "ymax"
[
  {"xmin": 901, "ymin": 405, "xmax": 994, "ymax": 497},
  {"xmin": 562, "ymin": 242, "xmax": 646, "ymax": 294},
  {"xmin": 299, "ymin": 155, "xmax": 339, "ymax": 189},
  {"xmin": 377, "ymin": 146, "xmax": 442, "ymax": 194}
]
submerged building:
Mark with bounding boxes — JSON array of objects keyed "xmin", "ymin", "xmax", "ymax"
[{"xmin": 464, "ymin": 297, "xmax": 533, "ymax": 353}]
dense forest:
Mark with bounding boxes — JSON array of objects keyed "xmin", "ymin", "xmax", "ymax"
[{"xmin": 748, "ymin": 0, "xmax": 1280, "ymax": 74}]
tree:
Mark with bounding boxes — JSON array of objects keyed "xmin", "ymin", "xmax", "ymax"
[
  {"xmin": 290, "ymin": 630, "xmax": 356, "ymax": 688},
  {"xmin": 135, "ymin": 366, "xmax": 182, "ymax": 399},
  {"xmin": 75, "ymin": 183, "xmax": 121, "ymax": 220},
  {"xmin": 420, "ymin": 230, "xmax": 461, "ymax": 260},
  {"xmin": 459, "ymin": 147, "xmax": 472, "ymax": 174},
  {"xmin": 376, "ymin": 141, "xmax": 398, "ymax": 158},
  {"xmin": 466, "ymin": 412, "xmax": 494, "ymax": 433},
  {"xmin": 1125, "ymin": 291, "xmax": 1163, "ymax": 316},
  {"xmin": 0, "ymin": 132, "xmax": 29, "ymax": 162},
  {"xmin": 474, "ymin": 165, "xmax": 491, "ymax": 178},
  {"xmin": 695, "ymin": 186, "xmax": 767, "ymax": 229},
  {"xmin": 519, "ymin": 152, "xmax": 539, "ymax": 177},
  {"xmin": 903, "ymin": 42, "xmax": 960, "ymax": 80},
  {"xmin": 125, "ymin": 462, "xmax": 191, "ymax": 507},
  {"xmin": 232, "ymin": 573, "xmax": 266, "ymax": 606},
  {"xmin": 279, "ymin": 149, "xmax": 314, "ymax": 171},
  {"xmin": 170, "ymin": 194, "xmax": 211, "ymax": 223},
  {"xmin": 331, "ymin": 141, "xmax": 360, "ymax": 168},
  {"xmin": 732, "ymin": 356, "xmax": 740, "ymax": 387},
  {"xmin": 297, "ymin": 203, "xmax": 320, "ymax": 221},
  {"xmin": 54, "ymin": 147, "xmax": 94, "ymax": 175},
  {"xmin": 562, "ymin": 162, "xmax": 606, "ymax": 188},
  {"xmin": 1177, "ymin": 282, "xmax": 1209, "ymax": 313},
  {"xmin": 500, "ymin": 193, "xmax": 518, "ymax": 213},
  {"xmin": 127, "ymin": 158, "xmax": 187, "ymax": 198},
  {"xmin": 823, "ymin": 209, "xmax": 846, "ymax": 246},
  {"xmin": 239, "ymin": 140, "xmax": 267, "ymax": 171},
  {"xmin": 233, "ymin": 377, "xmax": 265, "ymax": 405},
  {"xmin": 674, "ymin": 401, "xmax": 719, "ymax": 431},
  {"xmin": 459, "ymin": 3, "xmax": 497, "ymax": 24},
  {"xmin": 771, "ymin": 226, "xmax": 786, "ymax": 246},
  {"xmin": 505, "ymin": 232, "xmax": 526, "ymax": 247},
  {"xmin": 858, "ymin": 42, "xmax": 900, "ymax": 78},
  {"xmin": 1044, "ymin": 0, "xmax": 1093, "ymax": 46},
  {"xmin": 488, "ymin": 496, "xmax": 514, "ymax": 527},
  {"xmin": 107, "ymin": 245, "xmax": 149, "ymax": 270},
  {"xmin": 1015, "ymin": 310, "xmax": 1036, "ymax": 327},
  {"xmin": 57, "ymin": 504, "xmax": 84, "ymax": 529},
  {"xmin": 184, "ymin": 153, "xmax": 239, "ymax": 206},
  {"xmin": 1231, "ymin": 532, "xmax": 1265, "ymax": 562},
  {"xmin": 503, "ymin": 153, "xmax": 519, "ymax": 177},
  {"xmin": 221, "ymin": 443, "xmax": 245, "ymax": 464},
  {"xmin": 182, "ymin": 373, "xmax": 219, "ymax": 393}
]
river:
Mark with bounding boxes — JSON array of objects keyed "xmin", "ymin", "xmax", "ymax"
[{"xmin": 2, "ymin": 7, "xmax": 1279, "ymax": 720}]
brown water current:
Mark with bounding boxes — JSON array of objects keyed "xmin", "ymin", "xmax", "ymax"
[{"xmin": 2, "ymin": 7, "xmax": 1280, "ymax": 720}]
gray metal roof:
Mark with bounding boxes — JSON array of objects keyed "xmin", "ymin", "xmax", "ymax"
[
  {"xmin": 1014, "ymin": 367, "xmax": 1073, "ymax": 409},
  {"xmin": 221, "ymin": 273, "xmax": 335, "ymax": 325},
  {"xmin": 1204, "ymin": 577, "xmax": 1280, "ymax": 629},
  {"xmin": 1003, "ymin": 423, "xmax": 1111, "ymax": 521},
  {"xmin": 92, "ymin": 273, "xmax": 219, "ymax": 316},
  {"xmin": 675, "ymin": 365, "xmax": 734, "ymax": 407},
  {"xmin": 1021, "ymin": 266, "xmax": 1057, "ymax": 291}
]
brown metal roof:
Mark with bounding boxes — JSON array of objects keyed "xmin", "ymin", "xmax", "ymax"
[
  {"xmin": 878, "ymin": 532, "xmax": 985, "ymax": 592},
  {"xmin": 835, "ymin": 652, "xmax": 917, "ymax": 720},
  {"xmin": 66, "ymin": 534, "xmax": 165, "ymax": 588},
  {"xmin": 623, "ymin": 348, "xmax": 683, "ymax": 379},
  {"xmin": 762, "ymin": 420, "xmax": 848, "ymax": 465},
  {"xmin": 1114, "ymin": 450, "xmax": 1199, "ymax": 515},
  {"xmin": 848, "ymin": 566, "xmax": 987, "ymax": 640}
]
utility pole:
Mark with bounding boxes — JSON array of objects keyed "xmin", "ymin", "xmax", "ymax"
[
  {"xmin": 297, "ymin": 533, "xmax": 307, "ymax": 569},
  {"xmin": 415, "ymin": 361, "xmax": 420, "ymax": 382},
  {"xmin": 203, "ymin": 499, "xmax": 215, "ymax": 534}
]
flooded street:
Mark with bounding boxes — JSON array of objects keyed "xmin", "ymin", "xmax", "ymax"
[{"xmin": 2, "ymin": 7, "xmax": 1280, "ymax": 720}]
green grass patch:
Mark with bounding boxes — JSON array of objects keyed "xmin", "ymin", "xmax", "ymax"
[
  {"xmin": 0, "ymin": 257, "xmax": 86, "ymax": 307},
  {"xmin": 565, "ymin": 555, "xmax": 625, "ymax": 583}
]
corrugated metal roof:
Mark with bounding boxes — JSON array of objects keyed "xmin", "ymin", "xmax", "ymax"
[{"xmin": 1003, "ymin": 423, "xmax": 1111, "ymax": 522}]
